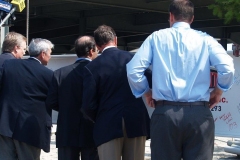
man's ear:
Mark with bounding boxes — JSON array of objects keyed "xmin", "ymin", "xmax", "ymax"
[
  {"xmin": 39, "ymin": 52, "xmax": 44, "ymax": 58},
  {"xmin": 14, "ymin": 45, "xmax": 18, "ymax": 51},
  {"xmin": 96, "ymin": 45, "xmax": 103, "ymax": 52},
  {"xmin": 88, "ymin": 49, "xmax": 93, "ymax": 57},
  {"xmin": 169, "ymin": 12, "xmax": 174, "ymax": 22},
  {"xmin": 36, "ymin": 52, "xmax": 44, "ymax": 60},
  {"xmin": 189, "ymin": 15, "xmax": 194, "ymax": 24},
  {"xmin": 114, "ymin": 37, "xmax": 117, "ymax": 46},
  {"xmin": 12, "ymin": 45, "xmax": 18, "ymax": 54}
]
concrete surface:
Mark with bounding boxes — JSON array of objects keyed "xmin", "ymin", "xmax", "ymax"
[{"xmin": 40, "ymin": 126, "xmax": 240, "ymax": 160}]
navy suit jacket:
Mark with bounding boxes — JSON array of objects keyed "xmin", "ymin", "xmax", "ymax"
[
  {"xmin": 0, "ymin": 52, "xmax": 15, "ymax": 66},
  {"xmin": 46, "ymin": 59, "xmax": 95, "ymax": 148},
  {"xmin": 81, "ymin": 47, "xmax": 151, "ymax": 147},
  {"xmin": 0, "ymin": 58, "xmax": 53, "ymax": 152}
]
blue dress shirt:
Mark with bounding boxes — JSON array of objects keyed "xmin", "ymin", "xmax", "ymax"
[{"xmin": 127, "ymin": 22, "xmax": 235, "ymax": 102}]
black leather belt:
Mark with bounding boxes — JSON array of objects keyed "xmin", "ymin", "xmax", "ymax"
[{"xmin": 155, "ymin": 100, "xmax": 209, "ymax": 107}]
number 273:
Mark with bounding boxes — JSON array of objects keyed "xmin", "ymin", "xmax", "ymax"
[{"xmin": 211, "ymin": 106, "xmax": 221, "ymax": 111}]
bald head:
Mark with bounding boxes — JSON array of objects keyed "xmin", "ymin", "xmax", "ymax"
[{"xmin": 74, "ymin": 36, "xmax": 97, "ymax": 58}]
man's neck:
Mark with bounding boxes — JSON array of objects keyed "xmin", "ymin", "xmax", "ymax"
[{"xmin": 99, "ymin": 42, "xmax": 116, "ymax": 52}]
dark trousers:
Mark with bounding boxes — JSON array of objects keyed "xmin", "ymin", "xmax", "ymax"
[
  {"xmin": 58, "ymin": 146, "xmax": 99, "ymax": 160},
  {"xmin": 150, "ymin": 104, "xmax": 215, "ymax": 160}
]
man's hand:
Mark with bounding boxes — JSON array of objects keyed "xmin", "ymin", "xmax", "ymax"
[
  {"xmin": 209, "ymin": 87, "xmax": 223, "ymax": 109},
  {"xmin": 144, "ymin": 89, "xmax": 155, "ymax": 108}
]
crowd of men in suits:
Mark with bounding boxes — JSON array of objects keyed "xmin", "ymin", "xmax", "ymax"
[
  {"xmin": 0, "ymin": 1, "xmax": 232, "ymax": 159},
  {"xmin": 0, "ymin": 25, "xmax": 151, "ymax": 160}
]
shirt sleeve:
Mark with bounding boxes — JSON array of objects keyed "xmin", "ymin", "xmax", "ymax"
[
  {"xmin": 208, "ymin": 36, "xmax": 235, "ymax": 91},
  {"xmin": 126, "ymin": 34, "xmax": 153, "ymax": 98}
]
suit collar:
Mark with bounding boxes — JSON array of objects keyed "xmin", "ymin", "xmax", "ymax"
[
  {"xmin": 1, "ymin": 52, "xmax": 15, "ymax": 58},
  {"xmin": 28, "ymin": 57, "xmax": 41, "ymax": 64}
]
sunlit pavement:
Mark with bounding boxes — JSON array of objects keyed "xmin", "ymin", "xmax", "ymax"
[
  {"xmin": 40, "ymin": 125, "xmax": 240, "ymax": 160},
  {"xmin": 40, "ymin": 136, "xmax": 240, "ymax": 160}
]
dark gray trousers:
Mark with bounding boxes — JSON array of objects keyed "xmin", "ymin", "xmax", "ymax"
[
  {"xmin": 0, "ymin": 134, "xmax": 41, "ymax": 160},
  {"xmin": 58, "ymin": 146, "xmax": 99, "ymax": 160},
  {"xmin": 150, "ymin": 104, "xmax": 214, "ymax": 160}
]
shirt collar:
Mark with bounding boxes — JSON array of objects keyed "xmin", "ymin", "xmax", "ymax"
[
  {"xmin": 102, "ymin": 46, "xmax": 116, "ymax": 52},
  {"xmin": 29, "ymin": 57, "xmax": 41, "ymax": 64},
  {"xmin": 76, "ymin": 57, "xmax": 91, "ymax": 62},
  {"xmin": 172, "ymin": 22, "xmax": 190, "ymax": 29}
]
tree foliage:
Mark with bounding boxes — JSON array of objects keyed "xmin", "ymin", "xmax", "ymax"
[{"xmin": 208, "ymin": 0, "xmax": 240, "ymax": 24}]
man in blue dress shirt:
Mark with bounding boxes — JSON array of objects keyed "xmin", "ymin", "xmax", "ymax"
[{"xmin": 126, "ymin": 0, "xmax": 235, "ymax": 160}]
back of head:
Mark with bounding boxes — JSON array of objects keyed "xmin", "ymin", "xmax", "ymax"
[
  {"xmin": 169, "ymin": 0, "xmax": 194, "ymax": 22},
  {"xmin": 2, "ymin": 32, "xmax": 27, "ymax": 53},
  {"xmin": 28, "ymin": 38, "xmax": 54, "ymax": 57},
  {"xmin": 74, "ymin": 36, "xmax": 96, "ymax": 57},
  {"xmin": 94, "ymin": 25, "xmax": 116, "ymax": 47}
]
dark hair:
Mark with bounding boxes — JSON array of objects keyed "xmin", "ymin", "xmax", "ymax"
[
  {"xmin": 74, "ymin": 36, "xmax": 96, "ymax": 57},
  {"xmin": 169, "ymin": 0, "xmax": 194, "ymax": 22},
  {"xmin": 94, "ymin": 25, "xmax": 116, "ymax": 47}
]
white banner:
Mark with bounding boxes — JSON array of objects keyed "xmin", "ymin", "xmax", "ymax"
[{"xmin": 211, "ymin": 54, "xmax": 240, "ymax": 137}]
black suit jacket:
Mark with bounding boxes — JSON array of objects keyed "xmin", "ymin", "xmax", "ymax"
[
  {"xmin": 81, "ymin": 47, "xmax": 150, "ymax": 147},
  {"xmin": 0, "ymin": 52, "xmax": 15, "ymax": 66},
  {"xmin": 0, "ymin": 58, "xmax": 53, "ymax": 152},
  {"xmin": 46, "ymin": 59, "xmax": 95, "ymax": 148}
]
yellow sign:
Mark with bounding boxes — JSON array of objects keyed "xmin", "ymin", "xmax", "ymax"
[{"xmin": 11, "ymin": 0, "xmax": 25, "ymax": 12}]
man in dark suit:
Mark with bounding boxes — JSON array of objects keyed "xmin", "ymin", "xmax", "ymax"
[
  {"xmin": 0, "ymin": 32, "xmax": 27, "ymax": 66},
  {"xmin": 0, "ymin": 38, "xmax": 54, "ymax": 160},
  {"xmin": 46, "ymin": 36, "xmax": 99, "ymax": 160},
  {"xmin": 81, "ymin": 25, "xmax": 150, "ymax": 160}
]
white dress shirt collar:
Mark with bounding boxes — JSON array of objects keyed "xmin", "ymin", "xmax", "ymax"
[
  {"xmin": 76, "ymin": 57, "xmax": 91, "ymax": 62},
  {"xmin": 29, "ymin": 57, "xmax": 41, "ymax": 64},
  {"xmin": 172, "ymin": 22, "xmax": 190, "ymax": 28},
  {"xmin": 102, "ymin": 46, "xmax": 116, "ymax": 52}
]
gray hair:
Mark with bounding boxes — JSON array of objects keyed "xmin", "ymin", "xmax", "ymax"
[
  {"xmin": 2, "ymin": 32, "xmax": 27, "ymax": 52},
  {"xmin": 28, "ymin": 38, "xmax": 54, "ymax": 57}
]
